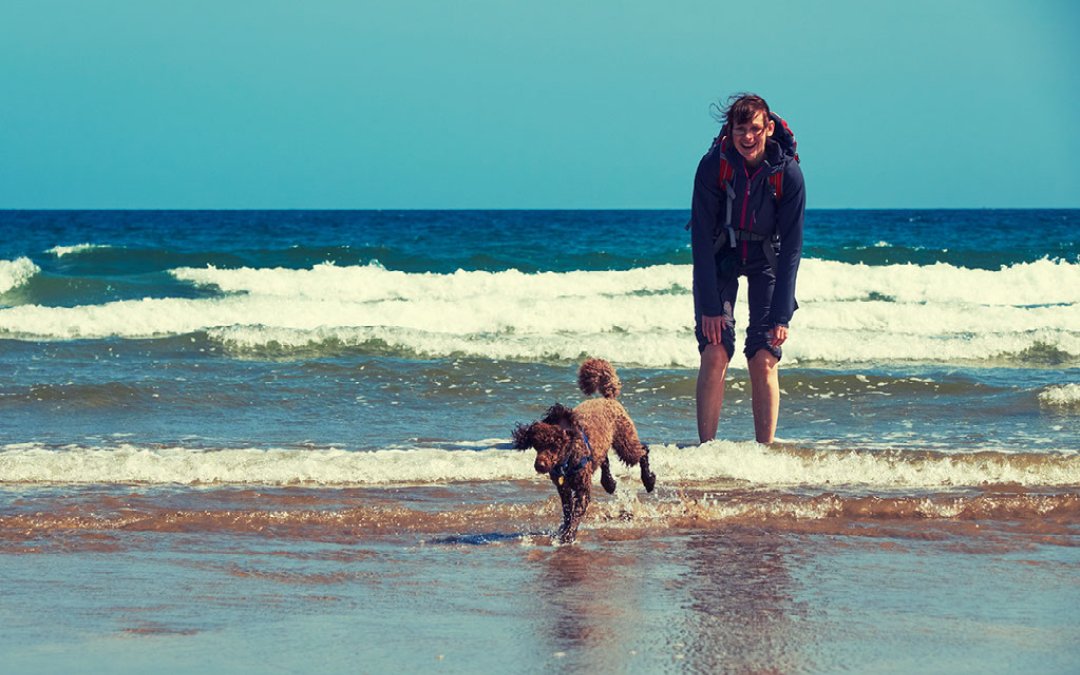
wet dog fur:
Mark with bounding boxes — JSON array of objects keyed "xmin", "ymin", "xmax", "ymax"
[{"xmin": 512, "ymin": 358, "xmax": 656, "ymax": 543}]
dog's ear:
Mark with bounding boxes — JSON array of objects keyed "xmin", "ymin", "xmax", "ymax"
[
  {"xmin": 541, "ymin": 403, "xmax": 576, "ymax": 430},
  {"xmin": 511, "ymin": 421, "xmax": 535, "ymax": 450},
  {"xmin": 528, "ymin": 422, "xmax": 569, "ymax": 451}
]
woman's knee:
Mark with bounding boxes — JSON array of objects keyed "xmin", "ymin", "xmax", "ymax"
[
  {"xmin": 700, "ymin": 343, "xmax": 731, "ymax": 374},
  {"xmin": 747, "ymin": 348, "xmax": 779, "ymax": 377}
]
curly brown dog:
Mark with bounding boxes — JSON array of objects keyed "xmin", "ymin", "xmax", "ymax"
[{"xmin": 512, "ymin": 358, "xmax": 656, "ymax": 543}]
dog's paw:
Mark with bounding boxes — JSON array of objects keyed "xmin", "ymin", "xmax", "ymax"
[
  {"xmin": 642, "ymin": 470, "xmax": 656, "ymax": 493},
  {"xmin": 601, "ymin": 473, "xmax": 617, "ymax": 495},
  {"xmin": 552, "ymin": 532, "xmax": 577, "ymax": 546}
]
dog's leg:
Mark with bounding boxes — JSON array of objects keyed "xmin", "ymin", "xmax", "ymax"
[
  {"xmin": 554, "ymin": 476, "xmax": 574, "ymax": 542},
  {"xmin": 600, "ymin": 458, "xmax": 617, "ymax": 494},
  {"xmin": 639, "ymin": 444, "xmax": 657, "ymax": 493},
  {"xmin": 561, "ymin": 483, "xmax": 587, "ymax": 542},
  {"xmin": 557, "ymin": 482, "xmax": 591, "ymax": 544},
  {"xmin": 612, "ymin": 414, "xmax": 648, "ymax": 467},
  {"xmin": 563, "ymin": 482, "xmax": 592, "ymax": 543}
]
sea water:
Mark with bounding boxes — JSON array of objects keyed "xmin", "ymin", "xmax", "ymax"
[{"xmin": 1, "ymin": 209, "xmax": 1078, "ymax": 673}]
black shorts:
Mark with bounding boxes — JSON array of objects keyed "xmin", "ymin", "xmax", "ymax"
[{"xmin": 694, "ymin": 255, "xmax": 783, "ymax": 361}]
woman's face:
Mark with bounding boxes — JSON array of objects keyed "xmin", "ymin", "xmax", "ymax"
[{"xmin": 731, "ymin": 111, "xmax": 775, "ymax": 167}]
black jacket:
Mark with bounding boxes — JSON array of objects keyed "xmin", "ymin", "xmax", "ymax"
[{"xmin": 690, "ymin": 113, "xmax": 805, "ymax": 325}]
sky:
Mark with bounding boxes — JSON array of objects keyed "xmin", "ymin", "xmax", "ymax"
[{"xmin": 1, "ymin": 0, "xmax": 1077, "ymax": 209}]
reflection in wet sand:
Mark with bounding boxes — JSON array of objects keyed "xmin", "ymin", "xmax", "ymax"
[
  {"xmin": 671, "ymin": 530, "xmax": 811, "ymax": 672},
  {"xmin": 526, "ymin": 546, "xmax": 649, "ymax": 670},
  {"xmin": 519, "ymin": 527, "xmax": 816, "ymax": 671}
]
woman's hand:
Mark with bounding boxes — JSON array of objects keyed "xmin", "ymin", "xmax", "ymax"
[
  {"xmin": 702, "ymin": 314, "xmax": 728, "ymax": 345},
  {"xmin": 770, "ymin": 324, "xmax": 789, "ymax": 347}
]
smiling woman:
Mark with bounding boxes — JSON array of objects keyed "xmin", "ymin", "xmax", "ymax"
[{"xmin": 715, "ymin": 93, "xmax": 775, "ymax": 168}]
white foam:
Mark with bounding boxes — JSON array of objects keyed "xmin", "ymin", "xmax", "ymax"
[
  {"xmin": 1038, "ymin": 384, "xmax": 1080, "ymax": 409},
  {"xmin": 650, "ymin": 441, "xmax": 1080, "ymax": 488},
  {"xmin": 1, "ymin": 441, "xmax": 1077, "ymax": 488},
  {"xmin": 170, "ymin": 262, "xmax": 689, "ymax": 302},
  {"xmin": 172, "ymin": 258, "xmax": 1080, "ymax": 306},
  {"xmin": 0, "ymin": 260, "xmax": 1076, "ymax": 367},
  {"xmin": 46, "ymin": 243, "xmax": 110, "ymax": 258},
  {"xmin": 0, "ymin": 257, "xmax": 40, "ymax": 295},
  {"xmin": 0, "ymin": 443, "xmax": 531, "ymax": 486},
  {"xmin": 799, "ymin": 258, "xmax": 1080, "ymax": 305}
]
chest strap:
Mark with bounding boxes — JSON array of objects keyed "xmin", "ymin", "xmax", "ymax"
[{"xmin": 550, "ymin": 428, "xmax": 594, "ymax": 483}]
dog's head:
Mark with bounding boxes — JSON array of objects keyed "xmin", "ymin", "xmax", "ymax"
[{"xmin": 512, "ymin": 403, "xmax": 576, "ymax": 474}]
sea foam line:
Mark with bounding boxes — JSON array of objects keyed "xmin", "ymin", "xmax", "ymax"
[
  {"xmin": 3, "ymin": 260, "xmax": 1078, "ymax": 367},
  {"xmin": 170, "ymin": 262, "xmax": 689, "ymax": 302},
  {"xmin": 170, "ymin": 258, "xmax": 1080, "ymax": 306},
  {"xmin": 0, "ymin": 298, "xmax": 1075, "ymax": 368},
  {"xmin": 0, "ymin": 444, "xmax": 530, "ymax": 486},
  {"xmin": 2, "ymin": 442, "xmax": 1078, "ymax": 488}
]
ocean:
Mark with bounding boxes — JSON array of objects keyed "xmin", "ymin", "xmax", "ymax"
[{"xmin": 1, "ymin": 209, "xmax": 1078, "ymax": 673}]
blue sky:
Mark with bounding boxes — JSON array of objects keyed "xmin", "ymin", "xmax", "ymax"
[{"xmin": 2, "ymin": 0, "xmax": 1077, "ymax": 209}]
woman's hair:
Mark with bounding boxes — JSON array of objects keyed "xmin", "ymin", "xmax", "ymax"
[{"xmin": 711, "ymin": 93, "xmax": 771, "ymax": 135}]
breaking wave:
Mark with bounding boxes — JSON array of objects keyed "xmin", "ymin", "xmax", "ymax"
[
  {"xmin": 0, "ymin": 257, "xmax": 39, "ymax": 295},
  {"xmin": 1039, "ymin": 384, "xmax": 1080, "ymax": 410},
  {"xmin": 46, "ymin": 243, "xmax": 113, "ymax": 258},
  {"xmin": 0, "ymin": 259, "xmax": 1076, "ymax": 367}
]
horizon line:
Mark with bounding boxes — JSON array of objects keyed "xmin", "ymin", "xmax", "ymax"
[{"xmin": 3, "ymin": 206, "xmax": 1079, "ymax": 212}]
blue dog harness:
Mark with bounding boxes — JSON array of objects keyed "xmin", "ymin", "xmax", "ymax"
[{"xmin": 551, "ymin": 427, "xmax": 594, "ymax": 486}]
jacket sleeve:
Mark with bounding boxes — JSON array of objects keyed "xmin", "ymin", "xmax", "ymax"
[
  {"xmin": 690, "ymin": 150, "xmax": 724, "ymax": 316},
  {"xmin": 769, "ymin": 161, "xmax": 805, "ymax": 326}
]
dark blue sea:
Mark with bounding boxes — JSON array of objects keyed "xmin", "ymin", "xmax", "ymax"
[{"xmin": 1, "ymin": 209, "xmax": 1078, "ymax": 673}]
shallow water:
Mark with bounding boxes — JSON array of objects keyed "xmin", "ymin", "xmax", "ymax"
[
  {"xmin": 3, "ymin": 480, "xmax": 1079, "ymax": 672},
  {"xmin": 2, "ymin": 484, "xmax": 1078, "ymax": 674}
]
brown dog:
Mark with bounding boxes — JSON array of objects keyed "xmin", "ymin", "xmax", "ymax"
[{"xmin": 512, "ymin": 358, "xmax": 656, "ymax": 543}]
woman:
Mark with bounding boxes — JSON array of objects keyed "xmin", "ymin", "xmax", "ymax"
[{"xmin": 689, "ymin": 93, "xmax": 806, "ymax": 444}]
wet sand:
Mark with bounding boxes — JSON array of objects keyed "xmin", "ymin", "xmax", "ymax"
[{"xmin": 2, "ymin": 483, "xmax": 1078, "ymax": 673}]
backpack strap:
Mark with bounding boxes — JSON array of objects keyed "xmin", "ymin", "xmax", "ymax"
[
  {"xmin": 715, "ymin": 137, "xmax": 737, "ymax": 252},
  {"xmin": 717, "ymin": 138, "xmax": 735, "ymax": 185},
  {"xmin": 768, "ymin": 172, "xmax": 784, "ymax": 202},
  {"xmin": 684, "ymin": 135, "xmax": 736, "ymax": 244}
]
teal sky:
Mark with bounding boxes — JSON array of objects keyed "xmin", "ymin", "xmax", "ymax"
[{"xmin": 2, "ymin": 0, "xmax": 1077, "ymax": 209}]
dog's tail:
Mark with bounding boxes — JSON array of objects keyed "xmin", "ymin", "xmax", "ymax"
[{"xmin": 578, "ymin": 358, "xmax": 621, "ymax": 399}]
